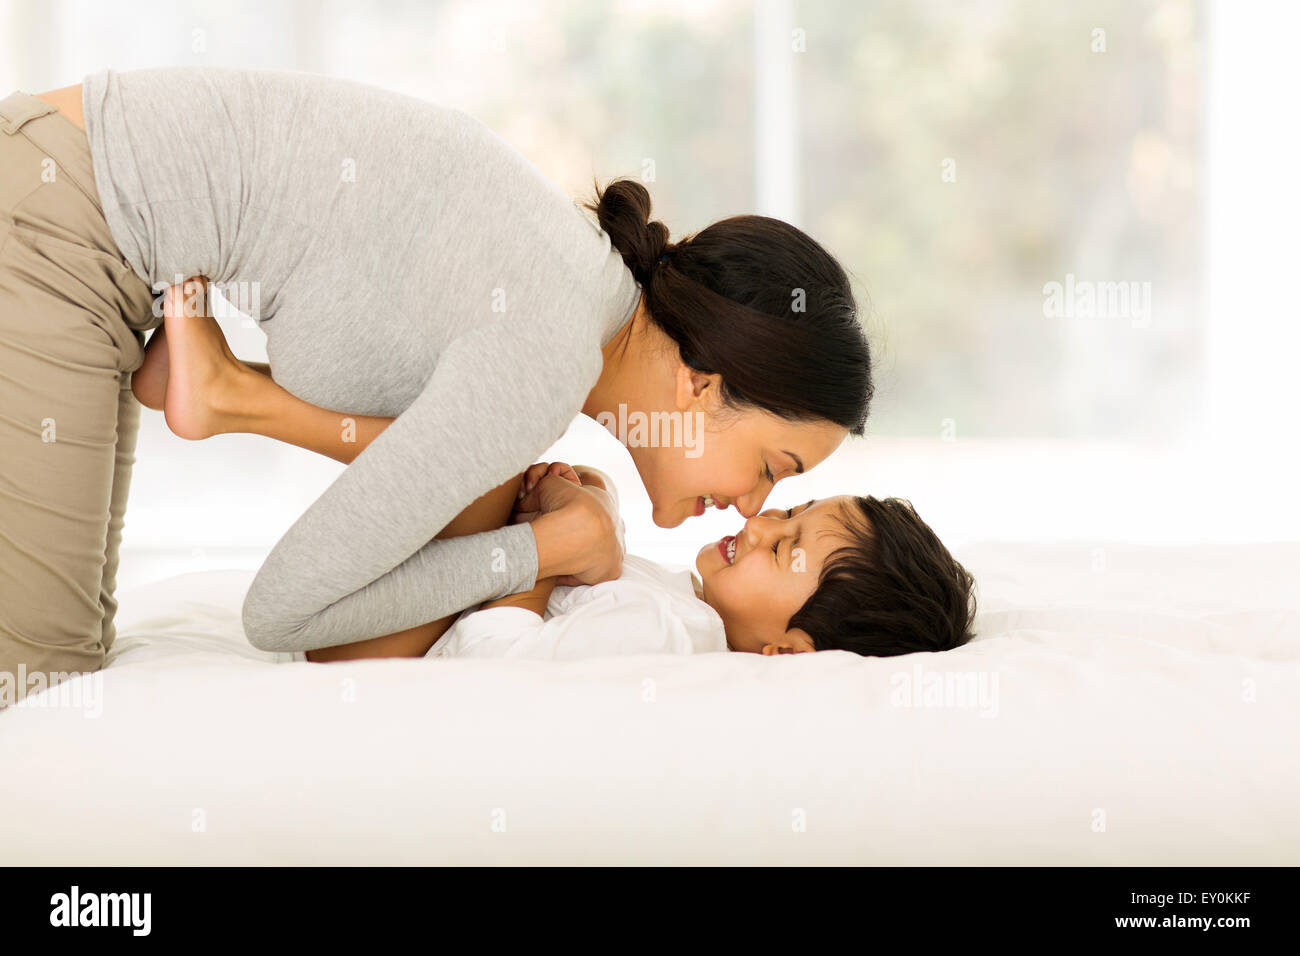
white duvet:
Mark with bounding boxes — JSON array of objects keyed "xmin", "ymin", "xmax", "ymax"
[{"xmin": 1, "ymin": 540, "xmax": 1297, "ymax": 865}]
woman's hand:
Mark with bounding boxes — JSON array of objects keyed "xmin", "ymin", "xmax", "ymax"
[{"xmin": 520, "ymin": 471, "xmax": 624, "ymax": 586}]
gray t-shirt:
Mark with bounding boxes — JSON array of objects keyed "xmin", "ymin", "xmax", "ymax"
[{"xmin": 82, "ymin": 66, "xmax": 640, "ymax": 652}]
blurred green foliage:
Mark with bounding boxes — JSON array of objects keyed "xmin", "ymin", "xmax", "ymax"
[{"xmin": 797, "ymin": 0, "xmax": 1202, "ymax": 438}]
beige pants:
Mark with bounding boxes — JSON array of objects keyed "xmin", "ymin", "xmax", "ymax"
[{"xmin": 0, "ymin": 90, "xmax": 159, "ymax": 706}]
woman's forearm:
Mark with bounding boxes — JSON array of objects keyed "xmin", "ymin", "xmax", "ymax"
[
  {"xmin": 152, "ymin": 286, "xmax": 580, "ymax": 657},
  {"xmin": 209, "ymin": 369, "xmax": 528, "ymax": 658},
  {"xmin": 217, "ymin": 369, "xmax": 605, "ymax": 656},
  {"xmin": 305, "ymin": 469, "xmax": 525, "ymax": 661}
]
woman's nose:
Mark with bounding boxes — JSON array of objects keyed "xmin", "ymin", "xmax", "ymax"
[{"xmin": 736, "ymin": 487, "xmax": 772, "ymax": 518}]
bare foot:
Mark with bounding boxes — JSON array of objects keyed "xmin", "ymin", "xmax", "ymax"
[
  {"xmin": 131, "ymin": 325, "xmax": 169, "ymax": 411},
  {"xmin": 159, "ymin": 279, "xmax": 253, "ymax": 440}
]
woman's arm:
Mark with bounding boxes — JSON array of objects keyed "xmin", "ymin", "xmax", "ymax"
[
  {"xmin": 304, "ymin": 469, "xmax": 524, "ymax": 660},
  {"xmin": 149, "ymin": 278, "xmax": 616, "ymax": 657},
  {"xmin": 234, "ymin": 314, "xmax": 620, "ymax": 653}
]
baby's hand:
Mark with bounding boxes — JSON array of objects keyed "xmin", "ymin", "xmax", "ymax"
[
  {"xmin": 515, "ymin": 462, "xmax": 620, "ymax": 533},
  {"xmin": 513, "ymin": 461, "xmax": 582, "ymax": 523},
  {"xmin": 518, "ymin": 461, "xmax": 581, "ymax": 504}
]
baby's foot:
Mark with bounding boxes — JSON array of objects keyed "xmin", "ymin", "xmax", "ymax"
[{"xmin": 159, "ymin": 281, "xmax": 247, "ymax": 440}]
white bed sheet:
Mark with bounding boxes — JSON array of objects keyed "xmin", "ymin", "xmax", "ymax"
[{"xmin": 2, "ymin": 540, "xmax": 1297, "ymax": 865}]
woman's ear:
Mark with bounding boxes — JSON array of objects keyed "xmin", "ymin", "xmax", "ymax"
[{"xmin": 674, "ymin": 365, "xmax": 720, "ymax": 413}]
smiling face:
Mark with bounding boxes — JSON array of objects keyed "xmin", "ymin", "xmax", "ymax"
[
  {"xmin": 584, "ymin": 294, "xmax": 852, "ymax": 528},
  {"xmin": 694, "ymin": 495, "xmax": 858, "ymax": 653},
  {"xmin": 628, "ymin": 364, "xmax": 848, "ymax": 528}
]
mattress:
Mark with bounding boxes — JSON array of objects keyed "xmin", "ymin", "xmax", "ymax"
[{"xmin": 1, "ymin": 540, "xmax": 1297, "ymax": 864}]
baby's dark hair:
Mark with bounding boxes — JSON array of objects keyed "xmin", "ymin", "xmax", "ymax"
[{"xmin": 789, "ymin": 496, "xmax": 977, "ymax": 656}]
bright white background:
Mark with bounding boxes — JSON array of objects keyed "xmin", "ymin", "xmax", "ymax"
[{"xmin": 0, "ymin": 0, "xmax": 1296, "ymax": 590}]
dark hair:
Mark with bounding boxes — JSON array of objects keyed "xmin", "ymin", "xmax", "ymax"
[
  {"xmin": 789, "ymin": 496, "xmax": 977, "ymax": 656},
  {"xmin": 582, "ymin": 178, "xmax": 873, "ymax": 435}
]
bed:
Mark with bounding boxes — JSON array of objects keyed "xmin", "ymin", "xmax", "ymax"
[{"xmin": 2, "ymin": 540, "xmax": 1297, "ymax": 864}]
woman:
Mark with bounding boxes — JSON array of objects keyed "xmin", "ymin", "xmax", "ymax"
[{"xmin": 0, "ymin": 67, "xmax": 872, "ymax": 695}]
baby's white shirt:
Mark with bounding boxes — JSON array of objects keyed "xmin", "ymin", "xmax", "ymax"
[{"xmin": 425, "ymin": 555, "xmax": 728, "ymax": 660}]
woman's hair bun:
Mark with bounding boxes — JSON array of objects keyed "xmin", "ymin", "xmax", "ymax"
[{"xmin": 583, "ymin": 177, "xmax": 672, "ymax": 285}]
